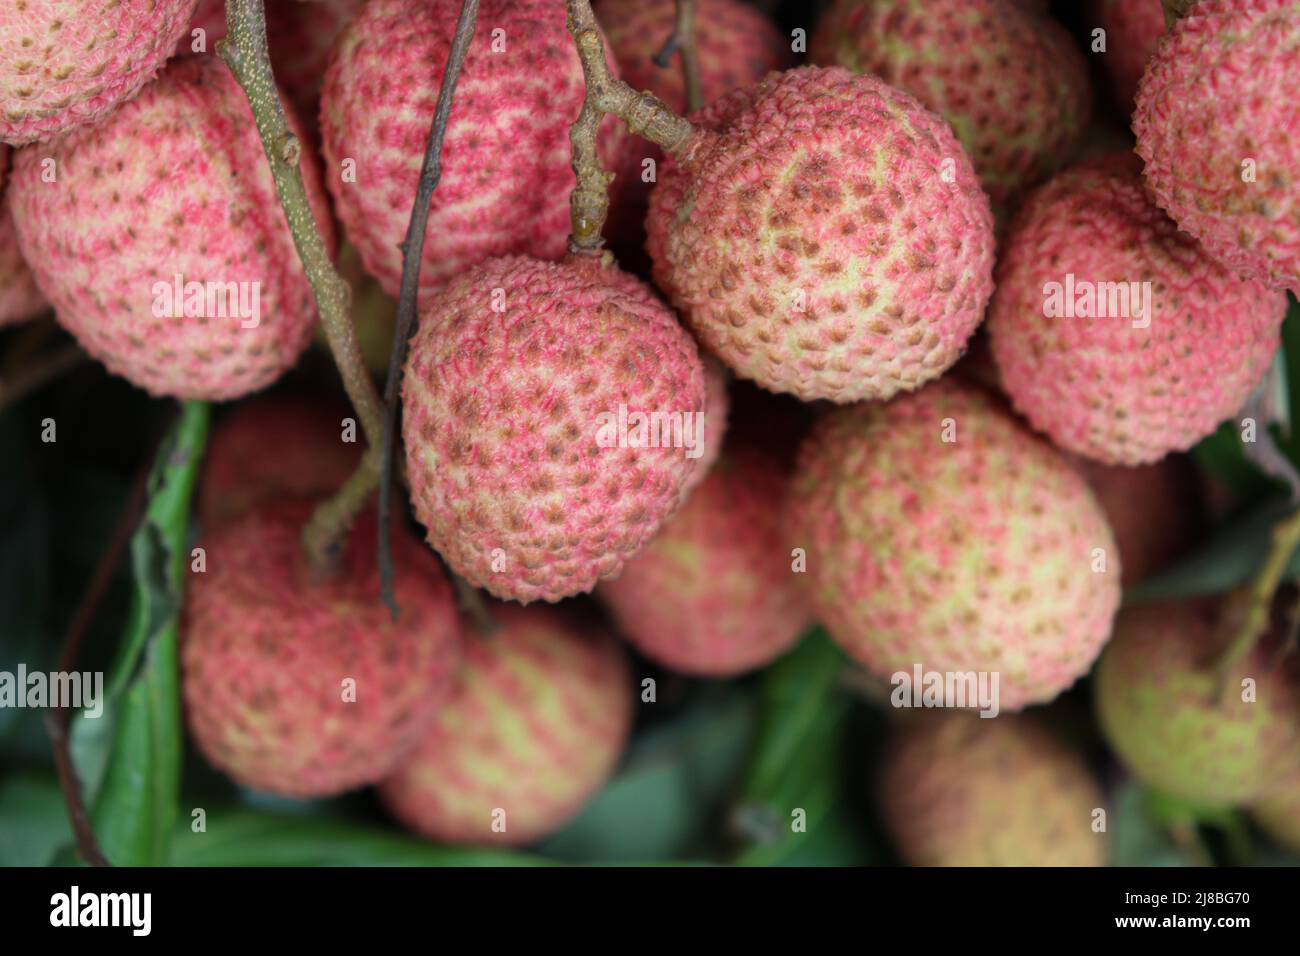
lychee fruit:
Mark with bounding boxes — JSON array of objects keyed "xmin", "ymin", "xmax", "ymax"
[
  {"xmin": 1074, "ymin": 454, "xmax": 1203, "ymax": 588},
  {"xmin": 1095, "ymin": 600, "xmax": 1300, "ymax": 805},
  {"xmin": 0, "ymin": 147, "xmax": 45, "ymax": 328},
  {"xmin": 682, "ymin": 355, "xmax": 729, "ymax": 495},
  {"xmin": 320, "ymin": 0, "xmax": 628, "ymax": 299},
  {"xmin": 181, "ymin": 500, "xmax": 462, "ymax": 797},
  {"xmin": 1135, "ymin": 0, "xmax": 1300, "ymax": 292},
  {"xmin": 988, "ymin": 153, "xmax": 1287, "ymax": 466},
  {"xmin": 598, "ymin": 437, "xmax": 809, "ymax": 677},
  {"xmin": 0, "ymin": 0, "xmax": 198, "ymax": 146},
  {"xmin": 595, "ymin": 0, "xmax": 793, "ymax": 251},
  {"xmin": 9, "ymin": 56, "xmax": 335, "ymax": 401},
  {"xmin": 785, "ymin": 378, "xmax": 1120, "ymax": 712},
  {"xmin": 1089, "ymin": 0, "xmax": 1166, "ymax": 111},
  {"xmin": 646, "ymin": 65, "xmax": 995, "ymax": 403},
  {"xmin": 179, "ymin": 0, "xmax": 362, "ymax": 126},
  {"xmin": 402, "ymin": 254, "xmax": 705, "ymax": 604},
  {"xmin": 197, "ymin": 391, "xmax": 362, "ymax": 530},
  {"xmin": 379, "ymin": 604, "xmax": 631, "ymax": 846},
  {"xmin": 1251, "ymin": 773, "xmax": 1300, "ymax": 853},
  {"xmin": 810, "ymin": 0, "xmax": 1092, "ymax": 219},
  {"xmin": 880, "ymin": 712, "xmax": 1107, "ymax": 867}
]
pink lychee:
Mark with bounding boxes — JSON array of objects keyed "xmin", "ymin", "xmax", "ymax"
[
  {"xmin": 0, "ymin": 146, "xmax": 45, "ymax": 328},
  {"xmin": 1089, "ymin": 0, "xmax": 1167, "ymax": 111},
  {"xmin": 181, "ymin": 500, "xmax": 462, "ymax": 797},
  {"xmin": 380, "ymin": 604, "xmax": 631, "ymax": 846},
  {"xmin": 646, "ymin": 65, "xmax": 995, "ymax": 403},
  {"xmin": 810, "ymin": 0, "xmax": 1092, "ymax": 218},
  {"xmin": 319, "ymin": 0, "xmax": 628, "ymax": 299},
  {"xmin": 0, "ymin": 0, "xmax": 198, "ymax": 146},
  {"xmin": 402, "ymin": 254, "xmax": 706, "ymax": 604},
  {"xmin": 1134, "ymin": 0, "xmax": 1300, "ymax": 292},
  {"xmin": 988, "ymin": 153, "xmax": 1286, "ymax": 466},
  {"xmin": 599, "ymin": 437, "xmax": 809, "ymax": 677},
  {"xmin": 9, "ymin": 56, "xmax": 335, "ymax": 401},
  {"xmin": 785, "ymin": 378, "xmax": 1120, "ymax": 712}
]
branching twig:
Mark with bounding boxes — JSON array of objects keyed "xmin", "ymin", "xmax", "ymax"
[
  {"xmin": 218, "ymin": 0, "xmax": 385, "ymax": 575},
  {"xmin": 378, "ymin": 0, "xmax": 480, "ymax": 619},
  {"xmin": 0, "ymin": 343, "xmax": 85, "ymax": 411},
  {"xmin": 653, "ymin": 0, "xmax": 702, "ymax": 113},
  {"xmin": 567, "ymin": 1, "xmax": 696, "ymax": 156}
]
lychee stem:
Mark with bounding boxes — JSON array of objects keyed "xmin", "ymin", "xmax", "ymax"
[
  {"xmin": 653, "ymin": 0, "xmax": 703, "ymax": 113},
  {"xmin": 219, "ymin": 0, "xmax": 386, "ymax": 576},
  {"xmin": 1161, "ymin": 0, "xmax": 1197, "ymax": 28},
  {"xmin": 378, "ymin": 0, "xmax": 481, "ymax": 620},
  {"xmin": 1217, "ymin": 506, "xmax": 1300, "ymax": 698},
  {"xmin": 565, "ymin": 0, "xmax": 695, "ymax": 251}
]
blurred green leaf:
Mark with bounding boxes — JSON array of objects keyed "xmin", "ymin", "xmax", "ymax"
[
  {"xmin": 731, "ymin": 631, "xmax": 869, "ymax": 866},
  {"xmin": 1191, "ymin": 421, "xmax": 1277, "ymax": 502},
  {"xmin": 170, "ymin": 807, "xmax": 545, "ymax": 867},
  {"xmin": 70, "ymin": 401, "xmax": 210, "ymax": 866},
  {"xmin": 1278, "ymin": 296, "xmax": 1300, "ymax": 457},
  {"xmin": 1125, "ymin": 498, "xmax": 1298, "ymax": 603},
  {"xmin": 540, "ymin": 686, "xmax": 756, "ymax": 863},
  {"xmin": 0, "ymin": 773, "xmax": 72, "ymax": 866}
]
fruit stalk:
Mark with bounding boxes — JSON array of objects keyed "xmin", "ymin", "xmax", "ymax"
[
  {"xmin": 1219, "ymin": 505, "xmax": 1300, "ymax": 696},
  {"xmin": 378, "ymin": 0, "xmax": 481, "ymax": 618},
  {"xmin": 566, "ymin": 1, "xmax": 696, "ymax": 160},
  {"xmin": 653, "ymin": 0, "xmax": 704, "ymax": 112},
  {"xmin": 219, "ymin": 0, "xmax": 385, "ymax": 574}
]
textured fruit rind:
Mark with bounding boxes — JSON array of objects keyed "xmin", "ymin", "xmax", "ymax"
[
  {"xmin": 1251, "ymin": 774, "xmax": 1300, "ymax": 852},
  {"xmin": 786, "ymin": 378, "xmax": 1120, "ymax": 711},
  {"xmin": 1134, "ymin": 0, "xmax": 1300, "ymax": 292},
  {"xmin": 379, "ymin": 605, "xmax": 631, "ymax": 846},
  {"xmin": 320, "ymin": 0, "xmax": 628, "ymax": 298},
  {"xmin": 646, "ymin": 66, "xmax": 995, "ymax": 404},
  {"xmin": 402, "ymin": 255, "xmax": 705, "ymax": 604},
  {"xmin": 810, "ymin": 0, "xmax": 1092, "ymax": 217},
  {"xmin": 989, "ymin": 153, "xmax": 1286, "ymax": 466},
  {"xmin": 197, "ymin": 392, "xmax": 362, "ymax": 530},
  {"xmin": 0, "ymin": 0, "xmax": 198, "ymax": 145},
  {"xmin": 881, "ymin": 712, "xmax": 1107, "ymax": 866},
  {"xmin": 599, "ymin": 439, "xmax": 809, "ymax": 677},
  {"xmin": 1095, "ymin": 602, "xmax": 1300, "ymax": 805},
  {"xmin": 182, "ymin": 502, "xmax": 462, "ymax": 797},
  {"xmin": 9, "ymin": 56, "xmax": 335, "ymax": 401}
]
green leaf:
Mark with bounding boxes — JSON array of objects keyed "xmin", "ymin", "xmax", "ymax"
[
  {"xmin": 1107, "ymin": 782, "xmax": 1193, "ymax": 867},
  {"xmin": 70, "ymin": 401, "xmax": 210, "ymax": 866},
  {"xmin": 0, "ymin": 773, "xmax": 72, "ymax": 867},
  {"xmin": 539, "ymin": 687, "xmax": 757, "ymax": 863},
  {"xmin": 730, "ymin": 631, "xmax": 870, "ymax": 866},
  {"xmin": 169, "ymin": 807, "xmax": 546, "ymax": 867}
]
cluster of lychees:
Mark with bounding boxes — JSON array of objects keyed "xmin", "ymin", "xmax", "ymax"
[{"xmin": 3, "ymin": 0, "xmax": 1299, "ymax": 862}]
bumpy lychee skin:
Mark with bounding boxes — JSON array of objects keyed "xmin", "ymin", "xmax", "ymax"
[
  {"xmin": 786, "ymin": 378, "xmax": 1120, "ymax": 711},
  {"xmin": 646, "ymin": 66, "xmax": 995, "ymax": 403},
  {"xmin": 1074, "ymin": 455, "xmax": 1202, "ymax": 588},
  {"xmin": 1096, "ymin": 601, "xmax": 1300, "ymax": 805},
  {"xmin": 320, "ymin": 0, "xmax": 627, "ymax": 299},
  {"xmin": 810, "ymin": 0, "xmax": 1091, "ymax": 218},
  {"xmin": 599, "ymin": 439, "xmax": 809, "ymax": 677},
  {"xmin": 0, "ymin": 0, "xmax": 197, "ymax": 146},
  {"xmin": 1090, "ymin": 0, "xmax": 1166, "ymax": 111},
  {"xmin": 402, "ymin": 255, "xmax": 706, "ymax": 604},
  {"xmin": 181, "ymin": 0, "xmax": 361, "ymax": 124},
  {"xmin": 881, "ymin": 713, "xmax": 1107, "ymax": 867},
  {"xmin": 9, "ymin": 56, "xmax": 334, "ymax": 401},
  {"xmin": 182, "ymin": 501, "xmax": 462, "ymax": 798},
  {"xmin": 988, "ymin": 154, "xmax": 1286, "ymax": 466},
  {"xmin": 197, "ymin": 391, "xmax": 362, "ymax": 530},
  {"xmin": 380, "ymin": 605, "xmax": 631, "ymax": 846},
  {"xmin": 596, "ymin": 0, "xmax": 793, "ymax": 249},
  {"xmin": 1251, "ymin": 774, "xmax": 1300, "ymax": 853},
  {"xmin": 1136, "ymin": 0, "xmax": 1300, "ymax": 292},
  {"xmin": 0, "ymin": 147, "xmax": 45, "ymax": 328}
]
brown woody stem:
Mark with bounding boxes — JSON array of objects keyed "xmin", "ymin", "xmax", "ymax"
[
  {"xmin": 219, "ymin": 0, "xmax": 386, "ymax": 575},
  {"xmin": 655, "ymin": 0, "xmax": 702, "ymax": 112}
]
